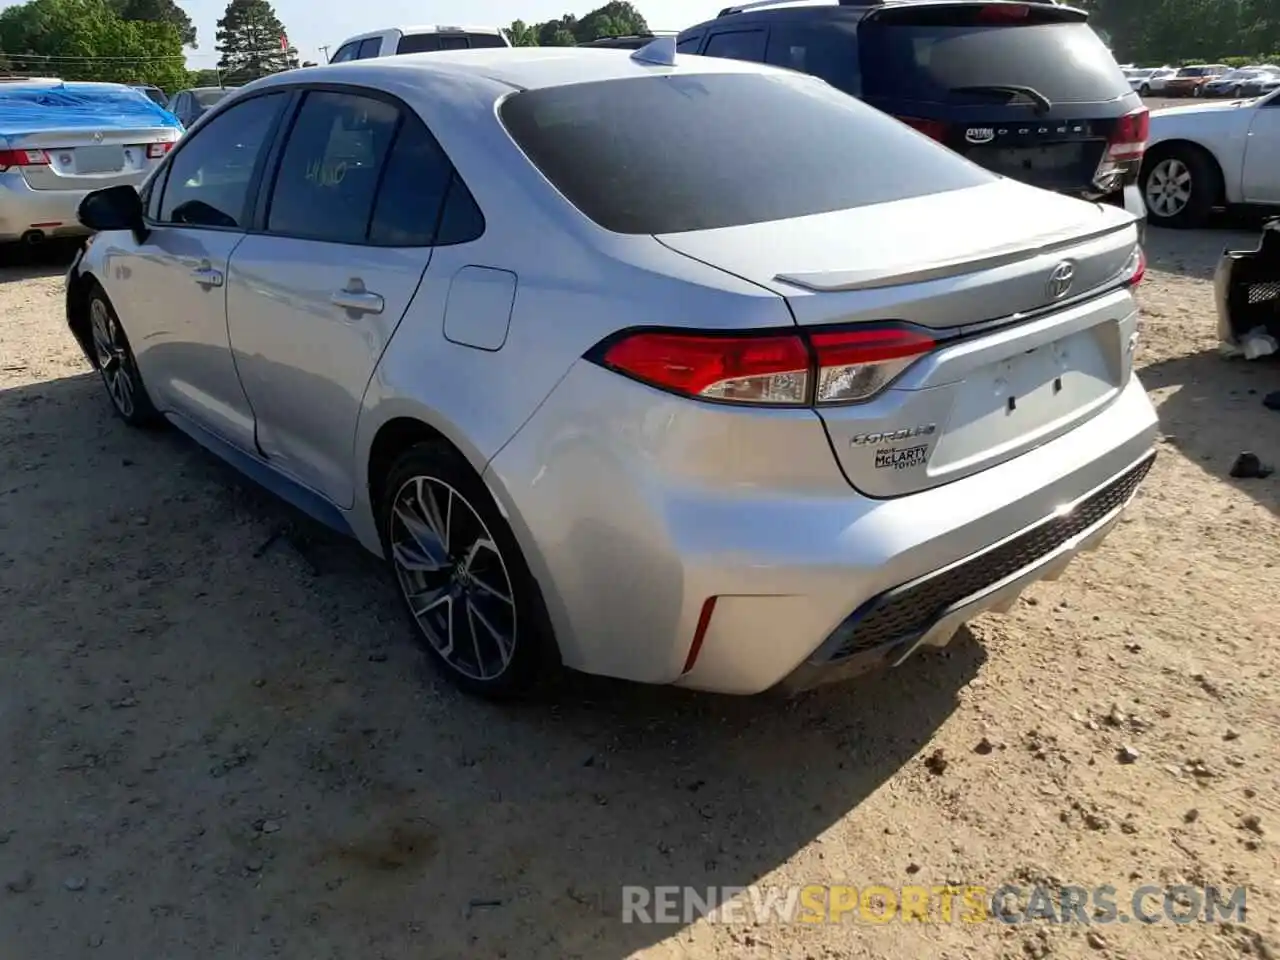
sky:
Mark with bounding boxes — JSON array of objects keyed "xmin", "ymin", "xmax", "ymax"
[{"xmin": 0, "ymin": 0, "xmax": 734, "ymax": 67}]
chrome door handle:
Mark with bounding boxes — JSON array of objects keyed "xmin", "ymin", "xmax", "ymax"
[
  {"xmin": 190, "ymin": 267, "xmax": 223, "ymax": 288},
  {"xmin": 331, "ymin": 279, "xmax": 384, "ymax": 316}
]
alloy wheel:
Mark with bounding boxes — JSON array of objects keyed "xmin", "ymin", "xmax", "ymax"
[
  {"xmin": 90, "ymin": 298, "xmax": 136, "ymax": 418},
  {"xmin": 1145, "ymin": 157, "xmax": 1193, "ymax": 219},
  {"xmin": 389, "ymin": 475, "xmax": 517, "ymax": 681}
]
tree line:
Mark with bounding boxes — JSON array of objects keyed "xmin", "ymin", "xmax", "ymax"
[
  {"xmin": 0, "ymin": 0, "xmax": 296, "ymax": 90},
  {"xmin": 1075, "ymin": 0, "xmax": 1277, "ymax": 64}
]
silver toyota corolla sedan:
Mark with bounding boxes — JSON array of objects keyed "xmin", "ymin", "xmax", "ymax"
[{"xmin": 66, "ymin": 43, "xmax": 1157, "ymax": 699}]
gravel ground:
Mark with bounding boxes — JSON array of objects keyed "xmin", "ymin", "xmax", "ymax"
[{"xmin": 0, "ymin": 225, "xmax": 1277, "ymax": 960}]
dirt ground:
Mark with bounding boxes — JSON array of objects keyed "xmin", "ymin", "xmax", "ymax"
[{"xmin": 0, "ymin": 222, "xmax": 1277, "ymax": 960}]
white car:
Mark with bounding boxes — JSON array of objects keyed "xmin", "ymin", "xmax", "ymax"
[
  {"xmin": 1125, "ymin": 67, "xmax": 1175, "ymax": 95},
  {"xmin": 329, "ymin": 25, "xmax": 509, "ymax": 62},
  {"xmin": 1141, "ymin": 89, "xmax": 1280, "ymax": 227}
]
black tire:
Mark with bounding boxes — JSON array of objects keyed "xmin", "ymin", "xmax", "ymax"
[
  {"xmin": 1139, "ymin": 83, "xmax": 1151, "ymax": 96},
  {"xmin": 378, "ymin": 440, "xmax": 559, "ymax": 699},
  {"xmin": 86, "ymin": 283, "xmax": 162, "ymax": 427},
  {"xmin": 1140, "ymin": 145, "xmax": 1222, "ymax": 230}
]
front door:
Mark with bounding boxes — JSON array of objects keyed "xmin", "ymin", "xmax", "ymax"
[
  {"xmin": 225, "ymin": 89, "xmax": 461, "ymax": 507},
  {"xmin": 115, "ymin": 91, "xmax": 290, "ymax": 451},
  {"xmin": 1241, "ymin": 95, "xmax": 1280, "ymax": 204}
]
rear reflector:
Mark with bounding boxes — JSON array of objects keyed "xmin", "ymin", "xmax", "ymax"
[
  {"xmin": 1122, "ymin": 247, "xmax": 1146, "ymax": 287},
  {"xmin": 146, "ymin": 142, "xmax": 174, "ymax": 159},
  {"xmin": 0, "ymin": 148, "xmax": 50, "ymax": 169},
  {"xmin": 897, "ymin": 116, "xmax": 949, "ymax": 143},
  {"xmin": 682, "ymin": 597, "xmax": 718, "ymax": 674},
  {"xmin": 596, "ymin": 324, "xmax": 937, "ymax": 406}
]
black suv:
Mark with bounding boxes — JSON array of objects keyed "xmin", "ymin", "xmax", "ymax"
[
  {"xmin": 578, "ymin": 33, "xmax": 679, "ymax": 49},
  {"xmin": 677, "ymin": 0, "xmax": 1148, "ymax": 227}
]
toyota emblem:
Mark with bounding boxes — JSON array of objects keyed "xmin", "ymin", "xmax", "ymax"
[{"xmin": 1046, "ymin": 261, "xmax": 1075, "ymax": 300}]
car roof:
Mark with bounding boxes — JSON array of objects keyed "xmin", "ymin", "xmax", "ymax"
[
  {"xmin": 683, "ymin": 0, "xmax": 1086, "ymax": 30},
  {"xmin": 339, "ymin": 24, "xmax": 505, "ymax": 43},
  {"xmin": 249, "ymin": 46, "xmax": 786, "ymax": 95}
]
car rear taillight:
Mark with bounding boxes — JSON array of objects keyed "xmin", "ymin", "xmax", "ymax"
[
  {"xmin": 601, "ymin": 330, "xmax": 811, "ymax": 404},
  {"xmin": 809, "ymin": 327, "xmax": 937, "ymax": 403},
  {"xmin": 146, "ymin": 142, "xmax": 174, "ymax": 159},
  {"xmin": 1107, "ymin": 107, "xmax": 1149, "ymax": 161},
  {"xmin": 595, "ymin": 325, "xmax": 937, "ymax": 406},
  {"xmin": 897, "ymin": 116, "xmax": 949, "ymax": 143},
  {"xmin": 0, "ymin": 148, "xmax": 50, "ymax": 170}
]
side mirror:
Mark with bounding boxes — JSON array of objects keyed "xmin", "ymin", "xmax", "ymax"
[{"xmin": 78, "ymin": 184, "xmax": 146, "ymax": 237}]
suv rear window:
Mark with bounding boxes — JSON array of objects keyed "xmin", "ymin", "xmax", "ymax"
[
  {"xmin": 398, "ymin": 32, "xmax": 505, "ymax": 54},
  {"xmin": 859, "ymin": 20, "xmax": 1129, "ymax": 105},
  {"xmin": 499, "ymin": 73, "xmax": 992, "ymax": 235}
]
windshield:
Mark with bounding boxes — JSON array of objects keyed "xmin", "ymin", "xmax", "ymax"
[
  {"xmin": 193, "ymin": 88, "xmax": 234, "ymax": 107},
  {"xmin": 858, "ymin": 21, "xmax": 1128, "ymax": 104},
  {"xmin": 500, "ymin": 72, "xmax": 992, "ymax": 235},
  {"xmin": 1177, "ymin": 67, "xmax": 1212, "ymax": 77}
]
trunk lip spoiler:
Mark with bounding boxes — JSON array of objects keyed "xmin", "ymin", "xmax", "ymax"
[{"xmin": 773, "ymin": 216, "xmax": 1138, "ymax": 293}]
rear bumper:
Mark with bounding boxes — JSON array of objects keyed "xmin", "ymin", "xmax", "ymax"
[
  {"xmin": 0, "ymin": 170, "xmax": 145, "ymax": 242},
  {"xmin": 487, "ymin": 363, "xmax": 1159, "ymax": 695}
]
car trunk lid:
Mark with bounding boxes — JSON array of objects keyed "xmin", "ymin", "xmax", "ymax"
[
  {"xmin": 655, "ymin": 180, "xmax": 1143, "ymax": 496},
  {"xmin": 4, "ymin": 126, "xmax": 174, "ymax": 190}
]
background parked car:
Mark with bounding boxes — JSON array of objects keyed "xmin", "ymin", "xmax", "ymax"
[
  {"xmin": 1162, "ymin": 63, "xmax": 1230, "ymax": 97},
  {"xmin": 1141, "ymin": 89, "xmax": 1280, "ymax": 228},
  {"xmin": 577, "ymin": 32, "xmax": 677, "ymax": 49},
  {"xmin": 329, "ymin": 24, "xmax": 509, "ymax": 60},
  {"xmin": 1124, "ymin": 66, "xmax": 1176, "ymax": 95},
  {"xmin": 0, "ymin": 80, "xmax": 180, "ymax": 244},
  {"xmin": 166, "ymin": 86, "xmax": 239, "ymax": 128},
  {"xmin": 678, "ymin": 0, "xmax": 1149, "ymax": 226},
  {"xmin": 1236, "ymin": 67, "xmax": 1280, "ymax": 97},
  {"xmin": 1201, "ymin": 65, "xmax": 1280, "ymax": 98},
  {"xmin": 129, "ymin": 84, "xmax": 168, "ymax": 107}
]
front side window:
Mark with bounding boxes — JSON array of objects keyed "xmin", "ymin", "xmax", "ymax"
[
  {"xmin": 266, "ymin": 90, "xmax": 399, "ymax": 243},
  {"xmin": 703, "ymin": 29, "xmax": 767, "ymax": 62},
  {"xmin": 500, "ymin": 72, "xmax": 992, "ymax": 235},
  {"xmin": 158, "ymin": 92, "xmax": 287, "ymax": 228}
]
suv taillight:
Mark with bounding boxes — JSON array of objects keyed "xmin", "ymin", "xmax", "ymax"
[
  {"xmin": 897, "ymin": 116, "xmax": 950, "ymax": 143},
  {"xmin": 595, "ymin": 326, "xmax": 937, "ymax": 406},
  {"xmin": 1093, "ymin": 106, "xmax": 1148, "ymax": 192}
]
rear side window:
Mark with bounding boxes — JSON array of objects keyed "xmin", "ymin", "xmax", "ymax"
[
  {"xmin": 356, "ymin": 37, "xmax": 382, "ymax": 59},
  {"xmin": 500, "ymin": 72, "xmax": 991, "ymax": 235},
  {"xmin": 266, "ymin": 91, "xmax": 399, "ymax": 243},
  {"xmin": 764, "ymin": 22, "xmax": 861, "ymax": 94},
  {"xmin": 368, "ymin": 117, "xmax": 459, "ymax": 245},
  {"xmin": 703, "ymin": 29, "xmax": 767, "ymax": 62},
  {"xmin": 397, "ymin": 32, "xmax": 505, "ymax": 54},
  {"xmin": 858, "ymin": 19, "xmax": 1129, "ymax": 104}
]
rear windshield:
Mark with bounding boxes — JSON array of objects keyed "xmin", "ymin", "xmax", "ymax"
[
  {"xmin": 859, "ymin": 21, "xmax": 1129, "ymax": 104},
  {"xmin": 499, "ymin": 72, "xmax": 992, "ymax": 235},
  {"xmin": 1177, "ymin": 66, "xmax": 1214, "ymax": 77},
  {"xmin": 398, "ymin": 32, "xmax": 506, "ymax": 53}
]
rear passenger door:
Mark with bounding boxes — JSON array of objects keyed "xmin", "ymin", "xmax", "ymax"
[
  {"xmin": 701, "ymin": 28, "xmax": 768, "ymax": 63},
  {"xmin": 224, "ymin": 88, "xmax": 463, "ymax": 507}
]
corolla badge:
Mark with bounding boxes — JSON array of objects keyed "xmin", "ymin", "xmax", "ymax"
[
  {"xmin": 1046, "ymin": 261, "xmax": 1076, "ymax": 300},
  {"xmin": 964, "ymin": 127, "xmax": 996, "ymax": 144}
]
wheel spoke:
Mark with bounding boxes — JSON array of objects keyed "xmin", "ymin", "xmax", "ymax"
[
  {"xmin": 468, "ymin": 597, "xmax": 512, "ymax": 664},
  {"xmin": 416, "ymin": 477, "xmax": 449, "ymax": 547}
]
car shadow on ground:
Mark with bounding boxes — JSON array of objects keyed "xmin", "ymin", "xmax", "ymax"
[
  {"xmin": 1142, "ymin": 348, "xmax": 1280, "ymax": 515},
  {"xmin": 1143, "ymin": 218, "xmax": 1273, "ymax": 281},
  {"xmin": 0, "ymin": 371, "xmax": 986, "ymax": 958},
  {"xmin": 0, "ymin": 239, "xmax": 79, "ymax": 283}
]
